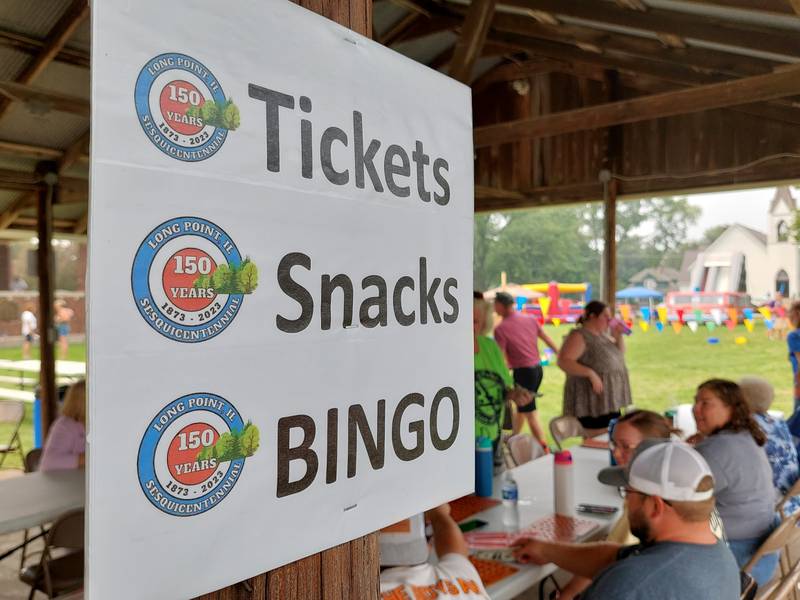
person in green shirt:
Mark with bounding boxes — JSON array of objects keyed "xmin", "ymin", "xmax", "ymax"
[{"xmin": 473, "ymin": 292, "xmax": 529, "ymax": 448}]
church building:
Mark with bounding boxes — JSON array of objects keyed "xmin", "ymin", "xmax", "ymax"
[{"xmin": 686, "ymin": 187, "xmax": 798, "ymax": 300}]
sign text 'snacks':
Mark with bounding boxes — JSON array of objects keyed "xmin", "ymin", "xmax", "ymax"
[{"xmin": 249, "ymin": 84, "xmax": 451, "ymax": 205}]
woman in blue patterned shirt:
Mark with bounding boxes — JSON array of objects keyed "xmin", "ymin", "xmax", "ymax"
[{"xmin": 740, "ymin": 376, "xmax": 799, "ymax": 516}]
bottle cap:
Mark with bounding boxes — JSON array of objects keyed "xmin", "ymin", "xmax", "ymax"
[
  {"xmin": 476, "ymin": 436, "xmax": 492, "ymax": 449},
  {"xmin": 554, "ymin": 450, "xmax": 573, "ymax": 465}
]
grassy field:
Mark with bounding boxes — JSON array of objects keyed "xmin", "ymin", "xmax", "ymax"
[
  {"xmin": 533, "ymin": 321, "xmax": 794, "ymax": 443},
  {"xmin": 0, "ymin": 342, "xmax": 86, "ymax": 471},
  {"xmin": 0, "ymin": 323, "xmax": 793, "ymax": 470}
]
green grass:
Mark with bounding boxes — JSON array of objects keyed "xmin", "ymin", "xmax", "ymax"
[
  {"xmin": 0, "ymin": 342, "xmax": 86, "ymax": 471},
  {"xmin": 0, "ymin": 324, "xmax": 791, "ymax": 470},
  {"xmin": 533, "ymin": 322, "xmax": 793, "ymax": 444}
]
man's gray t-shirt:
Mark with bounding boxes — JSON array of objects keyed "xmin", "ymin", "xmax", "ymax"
[
  {"xmin": 581, "ymin": 540, "xmax": 739, "ymax": 600},
  {"xmin": 695, "ymin": 430, "xmax": 775, "ymax": 540}
]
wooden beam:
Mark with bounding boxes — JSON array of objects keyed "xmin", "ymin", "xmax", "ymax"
[
  {"xmin": 0, "ymin": 29, "xmax": 90, "ymax": 68},
  {"xmin": 471, "ymin": 57, "xmax": 604, "ymax": 92},
  {"xmin": 679, "ymin": 0, "xmax": 797, "ymax": 15},
  {"xmin": 35, "ymin": 164, "xmax": 57, "ymax": 439},
  {"xmin": 486, "ymin": 33, "xmax": 800, "ymax": 126},
  {"xmin": 603, "ymin": 180, "xmax": 617, "ymax": 309},
  {"xmin": 0, "ymin": 139, "xmax": 63, "ymax": 161},
  {"xmin": 448, "ymin": 0, "xmax": 498, "ymax": 82},
  {"xmin": 499, "ymin": 0, "xmax": 800, "ymax": 59},
  {"xmin": 72, "ymin": 211, "xmax": 88, "ymax": 235},
  {"xmin": 474, "ymin": 64, "xmax": 800, "ymax": 147},
  {"xmin": 430, "ymin": 41, "xmax": 516, "ymax": 71},
  {"xmin": 0, "ymin": 81, "xmax": 89, "ymax": 117},
  {"xmin": 58, "ymin": 129, "xmax": 90, "ymax": 174},
  {"xmin": 484, "ymin": 12, "xmax": 778, "ymax": 78},
  {"xmin": 0, "ymin": 0, "xmax": 89, "ymax": 121},
  {"xmin": 379, "ymin": 12, "xmax": 420, "ymax": 45},
  {"xmin": 0, "ymin": 192, "xmax": 36, "ymax": 230},
  {"xmin": 791, "ymin": 0, "xmax": 800, "ymax": 15}
]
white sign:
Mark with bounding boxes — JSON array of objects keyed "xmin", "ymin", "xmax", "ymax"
[{"xmin": 88, "ymin": 0, "xmax": 474, "ymax": 597}]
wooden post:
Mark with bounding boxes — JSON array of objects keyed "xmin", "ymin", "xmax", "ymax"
[
  {"xmin": 448, "ymin": 0, "xmax": 497, "ymax": 83},
  {"xmin": 35, "ymin": 162, "xmax": 58, "ymax": 438},
  {"xmin": 196, "ymin": 1, "xmax": 378, "ymax": 598},
  {"xmin": 603, "ymin": 177, "xmax": 617, "ymax": 312}
]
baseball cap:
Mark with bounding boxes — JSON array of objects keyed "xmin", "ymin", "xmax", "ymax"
[
  {"xmin": 598, "ymin": 439, "xmax": 714, "ymax": 502},
  {"xmin": 494, "ymin": 292, "xmax": 514, "ymax": 306}
]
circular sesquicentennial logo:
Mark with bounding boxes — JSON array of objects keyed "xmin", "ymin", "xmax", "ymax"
[
  {"xmin": 131, "ymin": 216, "xmax": 259, "ymax": 343},
  {"xmin": 137, "ymin": 393, "xmax": 260, "ymax": 517},
  {"xmin": 134, "ymin": 52, "xmax": 240, "ymax": 162}
]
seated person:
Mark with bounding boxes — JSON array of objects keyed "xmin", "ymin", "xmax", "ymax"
[
  {"xmin": 513, "ymin": 440, "xmax": 739, "ymax": 600},
  {"xmin": 380, "ymin": 503, "xmax": 489, "ymax": 599},
  {"xmin": 740, "ymin": 376, "xmax": 800, "ymax": 516},
  {"xmin": 557, "ymin": 410, "xmax": 682, "ymax": 600},
  {"xmin": 691, "ymin": 379, "xmax": 777, "ymax": 586},
  {"xmin": 40, "ymin": 380, "xmax": 86, "ymax": 472}
]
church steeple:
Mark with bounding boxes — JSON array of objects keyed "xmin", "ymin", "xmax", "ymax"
[{"xmin": 769, "ymin": 187, "xmax": 796, "ymax": 244}]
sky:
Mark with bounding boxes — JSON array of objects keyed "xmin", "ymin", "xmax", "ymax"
[{"xmin": 685, "ymin": 186, "xmax": 783, "ymax": 241}]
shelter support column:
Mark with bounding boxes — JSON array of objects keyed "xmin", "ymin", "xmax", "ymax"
[
  {"xmin": 196, "ymin": 0, "xmax": 379, "ymax": 597},
  {"xmin": 602, "ymin": 174, "xmax": 617, "ymax": 313},
  {"xmin": 36, "ymin": 162, "xmax": 58, "ymax": 438}
]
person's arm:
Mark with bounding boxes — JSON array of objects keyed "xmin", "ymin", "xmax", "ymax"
[
  {"xmin": 426, "ymin": 504, "xmax": 468, "ymax": 558},
  {"xmin": 557, "ymin": 331, "xmax": 603, "ymax": 395},
  {"xmin": 538, "ymin": 327, "xmax": 559, "ymax": 354},
  {"xmin": 611, "ymin": 325, "xmax": 625, "ymax": 352},
  {"xmin": 512, "ymin": 539, "xmax": 621, "ymax": 579}
]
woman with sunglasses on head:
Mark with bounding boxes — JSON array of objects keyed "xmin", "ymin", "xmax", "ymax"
[
  {"xmin": 558, "ymin": 301, "xmax": 632, "ymax": 437},
  {"xmin": 556, "ymin": 410, "xmax": 681, "ymax": 600},
  {"xmin": 691, "ymin": 379, "xmax": 776, "ymax": 587}
]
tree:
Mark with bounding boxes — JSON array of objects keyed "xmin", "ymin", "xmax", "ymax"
[
  {"xmin": 482, "ymin": 207, "xmax": 596, "ymax": 288},
  {"xmin": 239, "ymin": 261, "xmax": 258, "ymax": 294},
  {"xmin": 239, "ymin": 423, "xmax": 259, "ymax": 456},
  {"xmin": 214, "ymin": 432, "xmax": 241, "ymax": 462},
  {"xmin": 645, "ymin": 197, "xmax": 701, "ymax": 254}
]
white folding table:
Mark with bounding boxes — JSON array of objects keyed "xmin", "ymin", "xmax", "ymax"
[
  {"xmin": 469, "ymin": 445, "xmax": 623, "ymax": 600},
  {"xmin": 0, "ymin": 469, "xmax": 84, "ymax": 536}
]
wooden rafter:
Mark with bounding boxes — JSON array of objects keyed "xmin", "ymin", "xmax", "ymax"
[
  {"xmin": 790, "ymin": 0, "xmax": 800, "ymax": 15},
  {"xmin": 72, "ymin": 211, "xmax": 88, "ymax": 235},
  {"xmin": 448, "ymin": 0, "xmax": 498, "ymax": 82},
  {"xmin": 430, "ymin": 40, "xmax": 516, "ymax": 71},
  {"xmin": 474, "ymin": 64, "xmax": 800, "ymax": 147},
  {"xmin": 486, "ymin": 33, "xmax": 800, "ymax": 124},
  {"xmin": 483, "ymin": 12, "xmax": 777, "ymax": 78},
  {"xmin": 680, "ymin": 0, "xmax": 797, "ymax": 15},
  {"xmin": 0, "ymin": 0, "xmax": 89, "ymax": 121},
  {"xmin": 0, "ymin": 167, "xmax": 87, "ymax": 199},
  {"xmin": 498, "ymin": 0, "xmax": 800, "ymax": 59},
  {"xmin": 0, "ymin": 191, "xmax": 36, "ymax": 231},
  {"xmin": 0, "ymin": 140, "xmax": 62, "ymax": 161},
  {"xmin": 58, "ymin": 130, "xmax": 90, "ymax": 174},
  {"xmin": 0, "ymin": 81, "xmax": 89, "ymax": 117},
  {"xmin": 471, "ymin": 57, "xmax": 602, "ymax": 91},
  {"xmin": 0, "ymin": 29, "xmax": 89, "ymax": 69},
  {"xmin": 379, "ymin": 13, "xmax": 421, "ymax": 45}
]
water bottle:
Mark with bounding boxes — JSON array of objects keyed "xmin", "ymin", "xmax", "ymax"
[
  {"xmin": 501, "ymin": 471, "xmax": 520, "ymax": 529},
  {"xmin": 475, "ymin": 436, "xmax": 493, "ymax": 497},
  {"xmin": 554, "ymin": 450, "xmax": 575, "ymax": 517},
  {"xmin": 608, "ymin": 417, "xmax": 618, "ymax": 466}
]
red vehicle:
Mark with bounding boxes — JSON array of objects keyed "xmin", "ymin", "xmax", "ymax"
[{"xmin": 665, "ymin": 291, "xmax": 751, "ymax": 322}]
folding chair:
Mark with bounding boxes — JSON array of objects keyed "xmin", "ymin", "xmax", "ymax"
[
  {"xmin": 19, "ymin": 448, "xmax": 46, "ymax": 570},
  {"xmin": 760, "ymin": 560, "xmax": 800, "ymax": 600},
  {"xmin": 549, "ymin": 416, "xmax": 585, "ymax": 451},
  {"xmin": 0, "ymin": 400, "xmax": 25, "ymax": 468},
  {"xmin": 19, "ymin": 509, "xmax": 84, "ymax": 600},
  {"xmin": 743, "ymin": 513, "xmax": 800, "ymax": 595},
  {"xmin": 505, "ymin": 433, "xmax": 546, "ymax": 467}
]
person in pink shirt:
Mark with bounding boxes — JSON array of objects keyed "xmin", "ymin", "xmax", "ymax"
[
  {"xmin": 40, "ymin": 380, "xmax": 86, "ymax": 472},
  {"xmin": 493, "ymin": 292, "xmax": 559, "ymax": 449}
]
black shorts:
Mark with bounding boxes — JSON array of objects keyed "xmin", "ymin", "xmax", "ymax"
[
  {"xmin": 577, "ymin": 411, "xmax": 621, "ymax": 430},
  {"xmin": 513, "ymin": 365, "xmax": 543, "ymax": 412}
]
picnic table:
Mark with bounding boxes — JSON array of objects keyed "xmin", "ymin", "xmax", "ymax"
[
  {"xmin": 464, "ymin": 445, "xmax": 623, "ymax": 600},
  {"xmin": 0, "ymin": 469, "xmax": 84, "ymax": 537}
]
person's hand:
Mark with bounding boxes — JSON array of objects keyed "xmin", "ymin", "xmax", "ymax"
[
  {"xmin": 539, "ymin": 442, "xmax": 551, "ymax": 455},
  {"xmin": 424, "ymin": 503, "xmax": 451, "ymax": 522},
  {"xmin": 686, "ymin": 433, "xmax": 705, "ymax": 446},
  {"xmin": 508, "ymin": 386, "xmax": 532, "ymax": 408},
  {"xmin": 512, "ymin": 538, "xmax": 550, "ymax": 565},
  {"xmin": 588, "ymin": 371, "xmax": 604, "ymax": 395}
]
